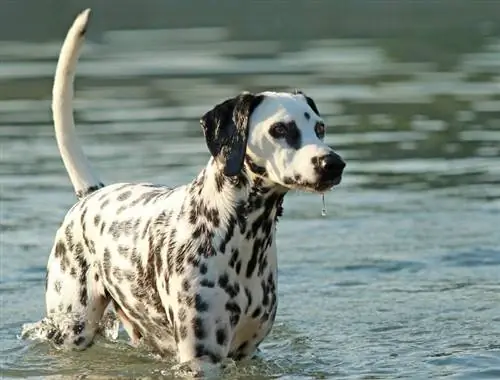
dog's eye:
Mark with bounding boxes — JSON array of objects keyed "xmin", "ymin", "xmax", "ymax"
[
  {"xmin": 269, "ymin": 122, "xmax": 288, "ymax": 138},
  {"xmin": 314, "ymin": 122, "xmax": 325, "ymax": 139}
]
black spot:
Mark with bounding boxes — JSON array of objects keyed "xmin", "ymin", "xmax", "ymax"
[
  {"xmin": 230, "ymin": 282, "xmax": 240, "ymax": 298},
  {"xmin": 117, "ymin": 245, "xmax": 129, "ymax": 257},
  {"xmin": 182, "ymin": 279, "xmax": 190, "ymax": 292},
  {"xmin": 175, "ymin": 242, "xmax": 190, "ymax": 275},
  {"xmin": 235, "ymin": 261, "xmax": 242, "ymax": 275},
  {"xmin": 218, "ymin": 272, "xmax": 229, "ymax": 289},
  {"xmin": 174, "ymin": 327, "xmax": 180, "ymax": 343},
  {"xmin": 195, "ymin": 294, "xmax": 209, "ymax": 312},
  {"xmin": 73, "ymin": 336, "xmax": 86, "ymax": 346},
  {"xmin": 229, "ymin": 249, "xmax": 239, "ymax": 268},
  {"xmin": 235, "ymin": 202, "xmax": 248, "ymax": 232},
  {"xmin": 194, "ymin": 344, "xmax": 221, "ymax": 363},
  {"xmin": 193, "ymin": 317, "xmax": 206, "ymax": 339},
  {"xmin": 215, "ymin": 172, "xmax": 226, "ymax": 192},
  {"xmin": 178, "ymin": 308, "xmax": 187, "ymax": 321},
  {"xmin": 216, "ymin": 328, "xmax": 227, "ymax": 345},
  {"xmin": 54, "ymin": 241, "xmax": 66, "ymax": 259},
  {"xmin": 199, "ymin": 262, "xmax": 208, "ymax": 275},
  {"xmin": 100, "ymin": 199, "xmax": 110, "ymax": 210},
  {"xmin": 103, "ymin": 248, "xmax": 111, "ymax": 280},
  {"xmin": 244, "ymin": 287, "xmax": 252, "ymax": 313},
  {"xmin": 245, "ymin": 155, "xmax": 267, "ymax": 177},
  {"xmin": 246, "ymin": 239, "xmax": 261, "ymax": 278},
  {"xmin": 294, "ymin": 90, "xmax": 320, "ymax": 116},
  {"xmin": 195, "ymin": 343, "xmax": 206, "ymax": 357},
  {"xmin": 53, "ymin": 332, "xmax": 65, "ymax": 346},
  {"xmin": 179, "ymin": 325, "xmax": 188, "ymax": 340},
  {"xmin": 177, "ymin": 292, "xmax": 189, "ymax": 307},
  {"xmin": 93, "ymin": 214, "xmax": 101, "ymax": 227},
  {"xmin": 305, "ymin": 96, "xmax": 320, "ymax": 116},
  {"xmin": 117, "ymin": 190, "xmax": 132, "ymax": 201},
  {"xmin": 80, "ymin": 288, "xmax": 88, "ymax": 306},
  {"xmin": 54, "ymin": 280, "xmax": 62, "ymax": 293},
  {"xmin": 73, "ymin": 321, "xmax": 85, "ymax": 335},
  {"xmin": 76, "ymin": 183, "xmax": 104, "ymax": 199},
  {"xmin": 141, "ymin": 220, "xmax": 151, "ymax": 240},
  {"xmin": 186, "ymin": 254, "xmax": 200, "ymax": 268},
  {"xmin": 168, "ymin": 307, "xmax": 175, "ymax": 324},
  {"xmin": 108, "ymin": 221, "xmax": 121, "ymax": 240},
  {"xmin": 230, "ymin": 314, "xmax": 240, "ymax": 327},
  {"xmin": 220, "ymin": 219, "xmax": 236, "ymax": 254},
  {"xmin": 206, "ymin": 208, "xmax": 220, "ymax": 227},
  {"xmin": 225, "ymin": 301, "xmax": 241, "ymax": 315},
  {"xmin": 208, "ymin": 353, "xmax": 221, "ymax": 363},
  {"xmin": 47, "ymin": 328, "xmax": 56, "ymax": 340},
  {"xmin": 200, "ymin": 279, "xmax": 215, "ymax": 288},
  {"xmin": 251, "ymin": 307, "xmax": 262, "ymax": 319},
  {"xmin": 192, "ymin": 224, "xmax": 206, "ymax": 240},
  {"xmin": 304, "ymin": 111, "xmax": 310, "ymax": 120}
]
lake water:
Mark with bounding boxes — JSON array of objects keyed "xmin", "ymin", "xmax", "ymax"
[{"xmin": 1, "ymin": 20, "xmax": 500, "ymax": 380}]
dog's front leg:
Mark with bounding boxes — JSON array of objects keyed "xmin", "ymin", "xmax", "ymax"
[{"xmin": 160, "ymin": 277, "xmax": 235, "ymax": 372}]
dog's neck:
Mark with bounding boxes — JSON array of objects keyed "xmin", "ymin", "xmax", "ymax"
[{"xmin": 187, "ymin": 157, "xmax": 286, "ymax": 257}]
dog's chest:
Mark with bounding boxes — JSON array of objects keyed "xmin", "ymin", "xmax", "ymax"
[{"xmin": 223, "ymin": 223, "xmax": 279, "ymax": 353}]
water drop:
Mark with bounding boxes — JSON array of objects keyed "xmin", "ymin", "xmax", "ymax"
[{"xmin": 321, "ymin": 194, "xmax": 327, "ymax": 217}]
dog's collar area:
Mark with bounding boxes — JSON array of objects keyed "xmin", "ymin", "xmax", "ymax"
[{"xmin": 195, "ymin": 159, "xmax": 286, "ymax": 225}]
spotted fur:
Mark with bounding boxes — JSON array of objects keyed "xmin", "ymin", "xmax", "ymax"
[{"xmin": 34, "ymin": 8, "xmax": 346, "ymax": 373}]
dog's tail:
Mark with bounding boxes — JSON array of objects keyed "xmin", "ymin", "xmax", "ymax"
[{"xmin": 52, "ymin": 8, "xmax": 104, "ymax": 199}]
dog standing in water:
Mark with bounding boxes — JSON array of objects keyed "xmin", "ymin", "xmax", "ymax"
[{"xmin": 30, "ymin": 8, "xmax": 345, "ymax": 375}]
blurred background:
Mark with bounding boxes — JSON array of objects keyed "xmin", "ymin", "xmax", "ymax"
[{"xmin": 1, "ymin": 1, "xmax": 500, "ymax": 379}]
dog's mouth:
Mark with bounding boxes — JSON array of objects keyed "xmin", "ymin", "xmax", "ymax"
[
  {"xmin": 314, "ymin": 176, "xmax": 342, "ymax": 192},
  {"xmin": 283, "ymin": 175, "xmax": 342, "ymax": 193}
]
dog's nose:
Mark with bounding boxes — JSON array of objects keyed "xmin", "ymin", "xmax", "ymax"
[{"xmin": 316, "ymin": 153, "xmax": 346, "ymax": 178}]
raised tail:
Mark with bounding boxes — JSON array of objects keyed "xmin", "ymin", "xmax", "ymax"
[{"xmin": 52, "ymin": 8, "xmax": 104, "ymax": 199}]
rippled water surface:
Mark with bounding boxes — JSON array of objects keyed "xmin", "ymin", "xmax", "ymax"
[{"xmin": 1, "ymin": 17, "xmax": 500, "ymax": 380}]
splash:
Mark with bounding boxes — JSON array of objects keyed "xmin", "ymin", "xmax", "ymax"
[
  {"xmin": 20, "ymin": 319, "xmax": 53, "ymax": 342},
  {"xmin": 20, "ymin": 310, "xmax": 121, "ymax": 344},
  {"xmin": 98, "ymin": 309, "xmax": 120, "ymax": 340}
]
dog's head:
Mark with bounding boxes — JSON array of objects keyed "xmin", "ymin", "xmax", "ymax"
[{"xmin": 200, "ymin": 91, "xmax": 345, "ymax": 193}]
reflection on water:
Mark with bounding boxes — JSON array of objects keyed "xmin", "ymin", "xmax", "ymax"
[{"xmin": 1, "ymin": 18, "xmax": 500, "ymax": 380}]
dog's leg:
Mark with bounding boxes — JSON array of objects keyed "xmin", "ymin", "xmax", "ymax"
[
  {"xmin": 112, "ymin": 301, "xmax": 142, "ymax": 345},
  {"xmin": 169, "ymin": 287, "xmax": 233, "ymax": 374},
  {"xmin": 44, "ymin": 234, "xmax": 110, "ymax": 350}
]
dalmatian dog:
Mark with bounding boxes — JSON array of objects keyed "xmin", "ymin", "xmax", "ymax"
[{"xmin": 36, "ymin": 8, "xmax": 345, "ymax": 373}]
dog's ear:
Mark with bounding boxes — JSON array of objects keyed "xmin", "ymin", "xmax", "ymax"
[
  {"xmin": 200, "ymin": 92, "xmax": 264, "ymax": 177},
  {"xmin": 293, "ymin": 89, "xmax": 320, "ymax": 116}
]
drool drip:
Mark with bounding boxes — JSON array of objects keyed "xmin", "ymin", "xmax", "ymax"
[{"xmin": 321, "ymin": 194, "xmax": 327, "ymax": 217}]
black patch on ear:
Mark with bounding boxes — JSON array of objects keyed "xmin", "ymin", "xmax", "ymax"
[
  {"xmin": 293, "ymin": 90, "xmax": 320, "ymax": 116},
  {"xmin": 200, "ymin": 93, "xmax": 264, "ymax": 177}
]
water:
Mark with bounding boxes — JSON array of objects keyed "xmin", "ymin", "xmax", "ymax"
[{"xmin": 1, "ymin": 19, "xmax": 500, "ymax": 380}]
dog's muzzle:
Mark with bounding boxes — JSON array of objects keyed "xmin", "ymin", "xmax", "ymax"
[{"xmin": 313, "ymin": 153, "xmax": 346, "ymax": 191}]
